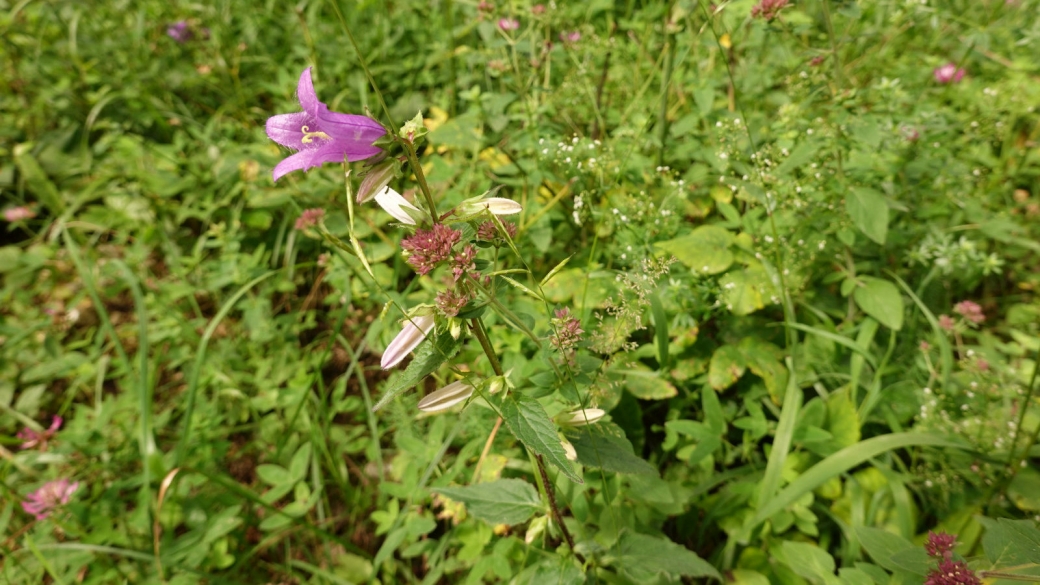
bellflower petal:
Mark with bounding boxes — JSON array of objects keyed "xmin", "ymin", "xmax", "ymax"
[
  {"xmin": 265, "ymin": 68, "xmax": 387, "ymax": 181},
  {"xmin": 417, "ymin": 380, "xmax": 475, "ymax": 412},
  {"xmin": 381, "ymin": 314, "xmax": 435, "ymax": 369},
  {"xmin": 374, "ymin": 187, "xmax": 421, "ymax": 225}
]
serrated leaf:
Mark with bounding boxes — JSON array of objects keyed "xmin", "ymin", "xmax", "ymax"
[
  {"xmin": 1008, "ymin": 467, "xmax": 1040, "ymax": 512},
  {"xmin": 614, "ymin": 531, "xmax": 721, "ymax": 580},
  {"xmin": 565, "ymin": 423, "xmax": 656, "ymax": 475},
  {"xmin": 654, "ymin": 225, "xmax": 734, "ymax": 275},
  {"xmin": 373, "ymin": 333, "xmax": 462, "ymax": 412},
  {"xmin": 853, "ymin": 277, "xmax": 904, "ymax": 330},
  {"xmin": 434, "ymin": 479, "xmax": 542, "ymax": 525},
  {"xmin": 846, "ymin": 187, "xmax": 889, "ymax": 245},
  {"xmin": 983, "ymin": 518, "xmax": 1040, "ymax": 565},
  {"xmin": 497, "ymin": 392, "xmax": 582, "ymax": 483}
]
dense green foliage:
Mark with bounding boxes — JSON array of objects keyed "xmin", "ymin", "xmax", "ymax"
[{"xmin": 2, "ymin": 0, "xmax": 1040, "ymax": 583}]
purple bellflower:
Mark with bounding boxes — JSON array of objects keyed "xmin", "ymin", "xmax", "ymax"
[
  {"xmin": 167, "ymin": 21, "xmax": 192, "ymax": 43},
  {"xmin": 265, "ymin": 68, "xmax": 386, "ymax": 182}
]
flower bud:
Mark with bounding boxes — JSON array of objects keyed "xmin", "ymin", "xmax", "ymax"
[
  {"xmin": 417, "ymin": 380, "xmax": 475, "ymax": 412},
  {"xmin": 374, "ymin": 186, "xmax": 422, "ymax": 225},
  {"xmin": 381, "ymin": 314, "xmax": 435, "ymax": 369},
  {"xmin": 357, "ymin": 160, "xmax": 398, "ymax": 203},
  {"xmin": 561, "ymin": 439, "xmax": 578, "ymax": 461},
  {"xmin": 555, "ymin": 408, "xmax": 606, "ymax": 427},
  {"xmin": 458, "ymin": 196, "xmax": 522, "ymax": 218}
]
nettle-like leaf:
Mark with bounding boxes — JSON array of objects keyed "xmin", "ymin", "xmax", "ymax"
[
  {"xmin": 434, "ymin": 479, "xmax": 542, "ymax": 526},
  {"xmin": 846, "ymin": 186, "xmax": 889, "ymax": 245},
  {"xmin": 612, "ymin": 531, "xmax": 720, "ymax": 581},
  {"xmin": 373, "ymin": 332, "xmax": 462, "ymax": 412},
  {"xmin": 496, "ymin": 392, "xmax": 582, "ymax": 483},
  {"xmin": 654, "ymin": 225, "xmax": 734, "ymax": 275},
  {"xmin": 982, "ymin": 518, "xmax": 1040, "ymax": 567},
  {"xmin": 565, "ymin": 422, "xmax": 656, "ymax": 475}
]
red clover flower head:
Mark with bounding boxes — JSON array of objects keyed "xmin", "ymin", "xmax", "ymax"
[
  {"xmin": 401, "ymin": 224, "xmax": 462, "ymax": 275},
  {"xmin": 924, "ymin": 559, "xmax": 980, "ymax": 585},
  {"xmin": 751, "ymin": 0, "xmax": 789, "ymax": 20},
  {"xmin": 953, "ymin": 300, "xmax": 985, "ymax": 324},
  {"xmin": 498, "ymin": 18, "xmax": 520, "ymax": 31},
  {"xmin": 550, "ymin": 307, "xmax": 584, "ymax": 351},
  {"xmin": 934, "ymin": 63, "xmax": 966, "ymax": 84},
  {"xmin": 294, "ymin": 208, "xmax": 325, "ymax": 230},
  {"xmin": 436, "ymin": 289, "xmax": 471, "ymax": 317},
  {"xmin": 925, "ymin": 531, "xmax": 957, "ymax": 558},
  {"xmin": 3, "ymin": 206, "xmax": 36, "ymax": 222},
  {"xmin": 938, "ymin": 314, "xmax": 955, "ymax": 332},
  {"xmin": 18, "ymin": 416, "xmax": 62, "ymax": 450},
  {"xmin": 560, "ymin": 31, "xmax": 581, "ymax": 43},
  {"xmin": 22, "ymin": 479, "xmax": 79, "ymax": 520},
  {"xmin": 531, "ymin": 4, "xmax": 546, "ymax": 14}
]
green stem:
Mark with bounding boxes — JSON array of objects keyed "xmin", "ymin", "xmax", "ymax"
[{"xmin": 470, "ymin": 318, "xmax": 504, "ymax": 376}]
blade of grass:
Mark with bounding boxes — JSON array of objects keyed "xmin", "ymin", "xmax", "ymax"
[
  {"xmin": 888, "ymin": 271, "xmax": 952, "ymax": 390},
  {"xmin": 750, "ymin": 432, "xmax": 967, "ymax": 527},
  {"xmin": 110, "ymin": 260, "xmax": 155, "ymax": 500},
  {"xmin": 783, "ymin": 322, "xmax": 878, "ymax": 368},
  {"xmin": 174, "ymin": 270, "xmax": 278, "ymax": 468}
]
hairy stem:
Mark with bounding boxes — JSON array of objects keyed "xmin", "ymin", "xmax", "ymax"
[{"xmin": 535, "ymin": 454, "xmax": 578, "ymax": 553}]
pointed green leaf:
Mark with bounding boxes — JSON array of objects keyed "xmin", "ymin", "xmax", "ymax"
[
  {"xmin": 614, "ymin": 531, "xmax": 721, "ymax": 580},
  {"xmin": 846, "ymin": 187, "xmax": 889, "ymax": 245},
  {"xmin": 498, "ymin": 392, "xmax": 582, "ymax": 483},
  {"xmin": 565, "ymin": 423, "xmax": 656, "ymax": 475},
  {"xmin": 853, "ymin": 277, "xmax": 904, "ymax": 330},
  {"xmin": 434, "ymin": 479, "xmax": 542, "ymax": 526}
]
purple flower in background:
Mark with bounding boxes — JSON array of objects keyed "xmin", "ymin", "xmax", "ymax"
[
  {"xmin": 22, "ymin": 479, "xmax": 79, "ymax": 520},
  {"xmin": 560, "ymin": 31, "xmax": 581, "ymax": 43},
  {"xmin": 498, "ymin": 18, "xmax": 520, "ymax": 31},
  {"xmin": 18, "ymin": 416, "xmax": 62, "ymax": 450},
  {"xmin": 167, "ymin": 21, "xmax": 192, "ymax": 43},
  {"xmin": 953, "ymin": 300, "xmax": 985, "ymax": 324},
  {"xmin": 934, "ymin": 63, "xmax": 965, "ymax": 84},
  {"xmin": 265, "ymin": 68, "xmax": 386, "ymax": 181},
  {"xmin": 751, "ymin": 0, "xmax": 789, "ymax": 20},
  {"xmin": 294, "ymin": 208, "xmax": 326, "ymax": 230},
  {"xmin": 925, "ymin": 531, "xmax": 957, "ymax": 558}
]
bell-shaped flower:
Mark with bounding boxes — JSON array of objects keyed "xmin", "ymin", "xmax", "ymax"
[
  {"xmin": 381, "ymin": 314, "xmax": 435, "ymax": 369},
  {"xmin": 266, "ymin": 68, "xmax": 386, "ymax": 181},
  {"xmin": 374, "ymin": 187, "xmax": 422, "ymax": 225},
  {"xmin": 417, "ymin": 380, "xmax": 475, "ymax": 412},
  {"xmin": 555, "ymin": 407, "xmax": 606, "ymax": 427}
]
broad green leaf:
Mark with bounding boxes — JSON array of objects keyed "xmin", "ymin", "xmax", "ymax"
[
  {"xmin": 846, "ymin": 187, "xmax": 888, "ymax": 245},
  {"xmin": 1008, "ymin": 467, "xmax": 1040, "ymax": 511},
  {"xmin": 498, "ymin": 392, "xmax": 582, "ymax": 483},
  {"xmin": 780, "ymin": 541, "xmax": 840, "ymax": 585},
  {"xmin": 982, "ymin": 518, "xmax": 1040, "ymax": 566},
  {"xmin": 289, "ymin": 443, "xmax": 312, "ymax": 482},
  {"xmin": 256, "ymin": 464, "xmax": 292, "ymax": 487},
  {"xmin": 740, "ymin": 337, "xmax": 788, "ymax": 402},
  {"xmin": 853, "ymin": 277, "xmax": 904, "ymax": 330},
  {"xmin": 565, "ymin": 423, "xmax": 656, "ymax": 475},
  {"xmin": 729, "ymin": 569, "xmax": 770, "ymax": 585},
  {"xmin": 826, "ymin": 388, "xmax": 860, "ymax": 451},
  {"xmin": 623, "ymin": 368, "xmax": 677, "ymax": 400},
  {"xmin": 654, "ymin": 225, "xmax": 734, "ymax": 275},
  {"xmin": 888, "ymin": 547, "xmax": 933, "ymax": 576},
  {"xmin": 372, "ymin": 333, "xmax": 463, "ymax": 412},
  {"xmin": 720, "ymin": 261, "xmax": 777, "ymax": 315},
  {"xmin": 434, "ymin": 479, "xmax": 542, "ymax": 526},
  {"xmin": 838, "ymin": 568, "xmax": 875, "ymax": 585},
  {"xmin": 515, "ymin": 558, "xmax": 585, "ymax": 585},
  {"xmin": 708, "ymin": 345, "xmax": 746, "ymax": 390},
  {"xmin": 853, "ymin": 527, "xmax": 916, "ymax": 573},
  {"xmin": 774, "ymin": 139, "xmax": 822, "ymax": 176},
  {"xmin": 614, "ymin": 531, "xmax": 721, "ymax": 580},
  {"xmin": 854, "ymin": 563, "xmax": 891, "ymax": 585},
  {"xmin": 702, "ymin": 386, "xmax": 726, "ymax": 433},
  {"xmin": 13, "ymin": 143, "xmax": 63, "ymax": 215}
]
